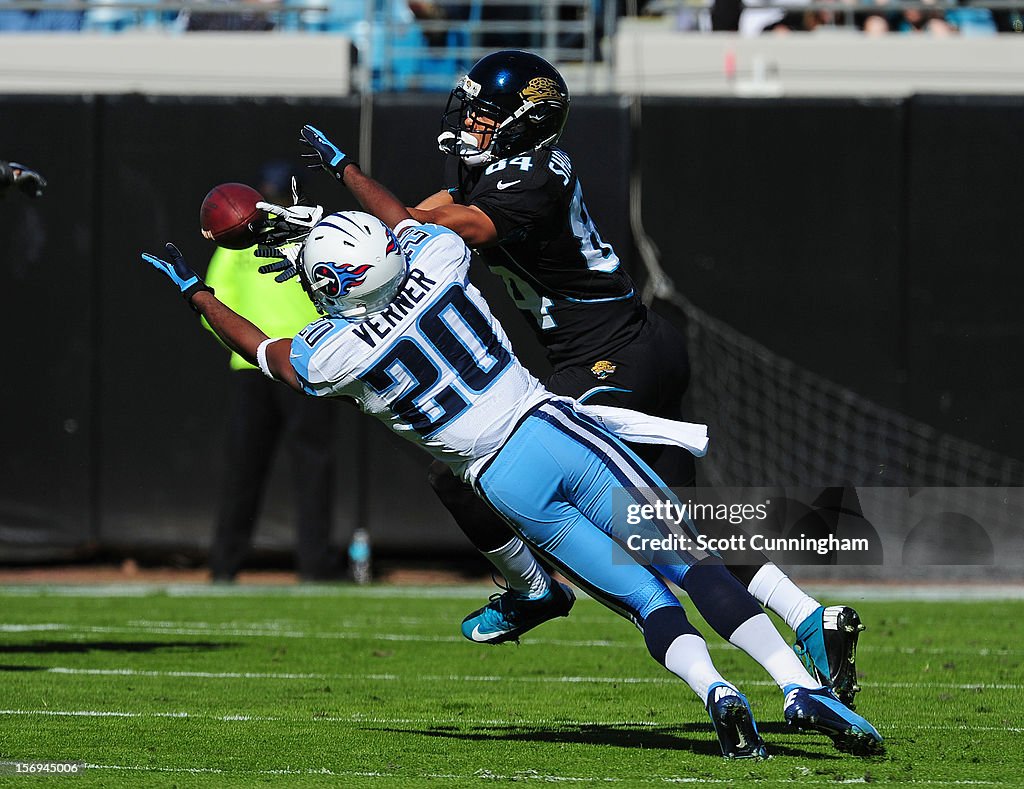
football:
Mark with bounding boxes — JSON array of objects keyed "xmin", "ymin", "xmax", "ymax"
[{"xmin": 199, "ymin": 182, "xmax": 266, "ymax": 250}]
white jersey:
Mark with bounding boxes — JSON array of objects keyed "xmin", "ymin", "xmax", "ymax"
[{"xmin": 288, "ymin": 220, "xmax": 549, "ymax": 482}]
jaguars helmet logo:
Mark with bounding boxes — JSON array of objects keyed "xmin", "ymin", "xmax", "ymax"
[
  {"xmin": 590, "ymin": 360, "xmax": 617, "ymax": 380},
  {"xmin": 520, "ymin": 77, "xmax": 564, "ymax": 105}
]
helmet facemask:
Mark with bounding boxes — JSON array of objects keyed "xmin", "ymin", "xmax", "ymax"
[{"xmin": 439, "ymin": 67, "xmax": 569, "ymax": 167}]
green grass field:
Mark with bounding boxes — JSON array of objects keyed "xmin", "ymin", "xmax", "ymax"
[{"xmin": 0, "ymin": 584, "xmax": 1021, "ymax": 787}]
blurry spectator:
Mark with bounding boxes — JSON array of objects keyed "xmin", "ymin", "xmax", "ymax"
[
  {"xmin": 993, "ymin": 7, "xmax": 1024, "ymax": 31},
  {"xmin": 946, "ymin": 4, "xmax": 997, "ymax": 34},
  {"xmin": 794, "ymin": 0, "xmax": 838, "ymax": 31},
  {"xmin": 852, "ymin": 0, "xmax": 899, "ymax": 33},
  {"xmin": 756, "ymin": 0, "xmax": 862, "ymax": 32},
  {"xmin": 408, "ymin": 0, "xmax": 448, "ymax": 45},
  {"xmin": 899, "ymin": 0, "xmax": 954, "ymax": 33},
  {"xmin": 670, "ymin": 0, "xmax": 713, "ymax": 31},
  {"xmin": 739, "ymin": 0, "xmax": 798, "ymax": 34},
  {"xmin": 861, "ymin": 12, "xmax": 890, "ymax": 34},
  {"xmin": 0, "ymin": 0, "xmax": 81, "ymax": 31},
  {"xmin": 731, "ymin": 0, "xmax": 1000, "ymax": 35},
  {"xmin": 181, "ymin": 0, "xmax": 278, "ymax": 30},
  {"xmin": 712, "ymin": 0, "xmax": 742, "ymax": 30},
  {"xmin": 81, "ymin": 0, "xmax": 152, "ymax": 32},
  {"xmin": 438, "ymin": 0, "xmax": 532, "ymax": 49},
  {"xmin": 203, "ymin": 162, "xmax": 339, "ymax": 583}
]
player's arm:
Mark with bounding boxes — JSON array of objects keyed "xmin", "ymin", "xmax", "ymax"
[
  {"xmin": 409, "ymin": 181, "xmax": 498, "ymax": 245},
  {"xmin": 192, "ymin": 292, "xmax": 300, "ymax": 391},
  {"xmin": 140, "ymin": 243, "xmax": 301, "ymax": 391},
  {"xmin": 299, "ymin": 125, "xmax": 410, "ymax": 230},
  {"xmin": 408, "ymin": 203, "xmax": 497, "ymax": 247},
  {"xmin": 414, "ymin": 189, "xmax": 454, "ymax": 210}
]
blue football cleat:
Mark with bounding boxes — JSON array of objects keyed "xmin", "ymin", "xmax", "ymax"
[
  {"xmin": 794, "ymin": 605, "xmax": 864, "ymax": 708},
  {"xmin": 461, "ymin": 581, "xmax": 575, "ymax": 644},
  {"xmin": 783, "ymin": 685, "xmax": 884, "ymax": 756},
  {"xmin": 706, "ymin": 683, "xmax": 769, "ymax": 759}
]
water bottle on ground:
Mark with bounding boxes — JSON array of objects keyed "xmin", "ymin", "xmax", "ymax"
[{"xmin": 348, "ymin": 528, "xmax": 371, "ymax": 585}]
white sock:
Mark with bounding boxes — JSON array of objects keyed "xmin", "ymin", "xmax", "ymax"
[
  {"xmin": 747, "ymin": 563, "xmax": 822, "ymax": 632},
  {"xmin": 728, "ymin": 613, "xmax": 819, "ymax": 690},
  {"xmin": 483, "ymin": 537, "xmax": 551, "ymax": 599},
  {"xmin": 664, "ymin": 633, "xmax": 734, "ymax": 702}
]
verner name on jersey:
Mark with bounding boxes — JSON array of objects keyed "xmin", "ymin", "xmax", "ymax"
[
  {"xmin": 349, "ymin": 268, "xmax": 439, "ymax": 349},
  {"xmin": 451, "ymin": 147, "xmax": 645, "ymax": 368}
]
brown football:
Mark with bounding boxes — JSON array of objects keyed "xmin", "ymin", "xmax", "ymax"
[{"xmin": 199, "ymin": 182, "xmax": 266, "ymax": 250}]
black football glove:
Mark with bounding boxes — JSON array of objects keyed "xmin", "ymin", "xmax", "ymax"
[
  {"xmin": 300, "ymin": 124, "xmax": 358, "ymax": 182},
  {"xmin": 250, "ymin": 175, "xmax": 324, "ymax": 247},
  {"xmin": 4, "ymin": 162, "xmax": 47, "ymax": 198},
  {"xmin": 255, "ymin": 243, "xmax": 302, "ymax": 283},
  {"xmin": 141, "ymin": 242, "xmax": 214, "ymax": 309}
]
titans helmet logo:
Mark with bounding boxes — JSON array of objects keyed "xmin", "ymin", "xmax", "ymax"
[{"xmin": 313, "ymin": 262, "xmax": 372, "ymax": 297}]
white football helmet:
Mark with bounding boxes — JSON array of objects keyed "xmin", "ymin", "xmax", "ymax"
[{"xmin": 299, "ymin": 211, "xmax": 407, "ymax": 320}]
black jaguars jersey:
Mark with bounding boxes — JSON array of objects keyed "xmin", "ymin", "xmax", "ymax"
[{"xmin": 450, "ymin": 147, "xmax": 646, "ymax": 368}]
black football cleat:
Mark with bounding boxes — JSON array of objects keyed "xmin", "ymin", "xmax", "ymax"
[
  {"xmin": 460, "ymin": 581, "xmax": 575, "ymax": 644},
  {"xmin": 794, "ymin": 605, "xmax": 865, "ymax": 708},
  {"xmin": 706, "ymin": 683, "xmax": 769, "ymax": 759},
  {"xmin": 783, "ymin": 685, "xmax": 884, "ymax": 756}
]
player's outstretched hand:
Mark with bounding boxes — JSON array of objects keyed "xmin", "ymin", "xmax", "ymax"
[
  {"xmin": 250, "ymin": 175, "xmax": 324, "ymax": 247},
  {"xmin": 10, "ymin": 162, "xmax": 46, "ymax": 198},
  {"xmin": 253, "ymin": 201, "xmax": 323, "ymax": 246},
  {"xmin": 141, "ymin": 242, "xmax": 214, "ymax": 307},
  {"xmin": 299, "ymin": 125, "xmax": 358, "ymax": 182},
  {"xmin": 255, "ymin": 243, "xmax": 302, "ymax": 283}
]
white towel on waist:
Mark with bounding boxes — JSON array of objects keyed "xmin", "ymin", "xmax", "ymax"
[{"xmin": 574, "ymin": 402, "xmax": 709, "ymax": 457}]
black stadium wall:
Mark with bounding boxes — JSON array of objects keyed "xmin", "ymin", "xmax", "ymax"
[{"xmin": 0, "ymin": 93, "xmax": 1021, "ymax": 564}]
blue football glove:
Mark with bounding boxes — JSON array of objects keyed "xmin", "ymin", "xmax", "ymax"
[
  {"xmin": 300, "ymin": 125, "xmax": 359, "ymax": 182},
  {"xmin": 141, "ymin": 242, "xmax": 214, "ymax": 309}
]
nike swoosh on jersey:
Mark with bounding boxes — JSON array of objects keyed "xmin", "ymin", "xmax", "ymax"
[{"xmin": 496, "ymin": 180, "xmax": 521, "ymax": 190}]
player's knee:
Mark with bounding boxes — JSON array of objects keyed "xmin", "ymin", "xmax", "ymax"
[{"xmin": 642, "ymin": 604, "xmax": 699, "ymax": 666}]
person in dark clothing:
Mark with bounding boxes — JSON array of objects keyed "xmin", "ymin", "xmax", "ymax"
[{"xmin": 204, "ymin": 164, "xmax": 339, "ymax": 582}]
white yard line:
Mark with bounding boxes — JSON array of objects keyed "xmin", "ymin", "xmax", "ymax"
[
  {"xmin": 0, "ymin": 584, "xmax": 497, "ymax": 599},
  {"xmin": 57, "ymin": 762, "xmax": 1003, "ymax": 784},
  {"xmin": 36, "ymin": 666, "xmax": 1024, "ymax": 692},
  {"xmin": 70, "ymin": 763, "xmax": 1007, "ymax": 784},
  {"xmin": 0, "ymin": 709, "xmax": 277, "ymax": 721},
  {"xmin": 2, "ymin": 621, "xmax": 1020, "ymax": 658},
  {"xmin": 0, "ymin": 622, "xmax": 628, "ymax": 648}
]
